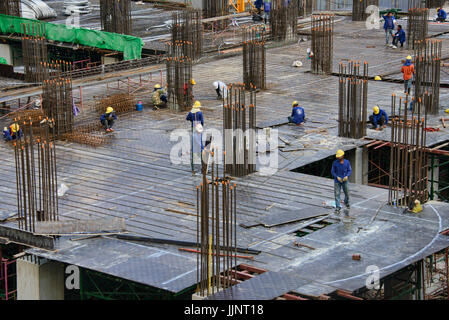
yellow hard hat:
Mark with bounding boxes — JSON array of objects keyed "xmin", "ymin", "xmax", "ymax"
[
  {"xmin": 406, "ymin": 55, "xmax": 412, "ymax": 60},
  {"xmin": 336, "ymin": 149, "xmax": 345, "ymax": 158},
  {"xmin": 154, "ymin": 84, "xmax": 161, "ymax": 89},
  {"xmin": 445, "ymin": 108, "xmax": 449, "ymax": 114},
  {"xmin": 10, "ymin": 123, "xmax": 19, "ymax": 133},
  {"xmin": 373, "ymin": 106, "xmax": 380, "ymax": 114},
  {"xmin": 374, "ymin": 76, "xmax": 382, "ymax": 81},
  {"xmin": 190, "ymin": 79, "xmax": 196, "ymax": 85},
  {"xmin": 292, "ymin": 101, "xmax": 299, "ymax": 107},
  {"xmin": 414, "ymin": 199, "xmax": 421, "ymax": 205},
  {"xmin": 193, "ymin": 101, "xmax": 201, "ymax": 109},
  {"xmin": 106, "ymin": 107, "xmax": 114, "ymax": 114}
]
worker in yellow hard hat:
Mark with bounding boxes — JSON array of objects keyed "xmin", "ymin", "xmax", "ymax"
[
  {"xmin": 288, "ymin": 101, "xmax": 305, "ymax": 125},
  {"xmin": 401, "ymin": 55, "xmax": 415, "ymax": 95},
  {"xmin": 3, "ymin": 122, "xmax": 22, "ymax": 141},
  {"xmin": 369, "ymin": 105, "xmax": 389, "ymax": 131},
  {"xmin": 183, "ymin": 79, "xmax": 196, "ymax": 103},
  {"xmin": 152, "ymin": 83, "xmax": 167, "ymax": 109},
  {"xmin": 100, "ymin": 107, "xmax": 117, "ymax": 132},
  {"xmin": 331, "ymin": 149, "xmax": 352, "ymax": 214},
  {"xmin": 437, "ymin": 8, "xmax": 447, "ymax": 22},
  {"xmin": 409, "ymin": 199, "xmax": 423, "ymax": 214},
  {"xmin": 186, "ymin": 101, "xmax": 204, "ymax": 174}
]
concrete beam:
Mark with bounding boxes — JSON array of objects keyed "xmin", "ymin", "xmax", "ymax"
[{"xmin": 0, "ymin": 225, "xmax": 54, "ymax": 250}]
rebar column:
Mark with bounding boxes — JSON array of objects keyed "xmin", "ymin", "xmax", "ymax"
[
  {"xmin": 242, "ymin": 26, "xmax": 266, "ymax": 90},
  {"xmin": 0, "ymin": 0, "xmax": 21, "ymax": 16},
  {"xmin": 203, "ymin": 0, "xmax": 229, "ymax": 29},
  {"xmin": 311, "ymin": 14, "xmax": 334, "ymax": 75},
  {"xmin": 352, "ymin": 0, "xmax": 379, "ymax": 21},
  {"xmin": 21, "ymin": 22, "xmax": 47, "ymax": 83},
  {"xmin": 270, "ymin": 0, "xmax": 298, "ymax": 42},
  {"xmin": 171, "ymin": 9, "xmax": 203, "ymax": 61},
  {"xmin": 166, "ymin": 56, "xmax": 194, "ymax": 112},
  {"xmin": 100, "ymin": 0, "xmax": 132, "ymax": 35},
  {"xmin": 408, "ymin": 8, "xmax": 428, "ymax": 50}
]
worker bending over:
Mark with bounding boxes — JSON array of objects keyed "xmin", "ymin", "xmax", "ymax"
[
  {"xmin": 437, "ymin": 8, "xmax": 447, "ymax": 22},
  {"xmin": 409, "ymin": 199, "xmax": 423, "ymax": 214},
  {"xmin": 213, "ymin": 81, "xmax": 228, "ymax": 100},
  {"xmin": 401, "ymin": 56, "xmax": 415, "ymax": 95},
  {"xmin": 152, "ymin": 84, "xmax": 167, "ymax": 109},
  {"xmin": 3, "ymin": 123, "xmax": 22, "ymax": 141},
  {"xmin": 100, "ymin": 107, "xmax": 117, "ymax": 132},
  {"xmin": 331, "ymin": 150, "xmax": 352, "ymax": 214},
  {"xmin": 369, "ymin": 106, "xmax": 388, "ymax": 131},
  {"xmin": 392, "ymin": 25, "xmax": 406, "ymax": 48},
  {"xmin": 288, "ymin": 101, "xmax": 305, "ymax": 125},
  {"xmin": 186, "ymin": 101, "xmax": 204, "ymax": 174}
]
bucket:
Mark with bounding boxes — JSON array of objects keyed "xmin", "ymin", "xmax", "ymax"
[{"xmin": 136, "ymin": 101, "xmax": 143, "ymax": 111}]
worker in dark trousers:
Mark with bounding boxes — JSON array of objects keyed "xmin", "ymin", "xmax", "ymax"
[
  {"xmin": 331, "ymin": 149, "xmax": 352, "ymax": 214},
  {"xmin": 437, "ymin": 8, "xmax": 447, "ymax": 22},
  {"xmin": 369, "ymin": 106, "xmax": 388, "ymax": 131},
  {"xmin": 3, "ymin": 123, "xmax": 22, "ymax": 141},
  {"xmin": 100, "ymin": 107, "xmax": 117, "ymax": 132}
]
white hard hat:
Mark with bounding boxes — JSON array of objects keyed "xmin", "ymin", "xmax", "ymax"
[
  {"xmin": 195, "ymin": 123, "xmax": 203, "ymax": 133},
  {"xmin": 213, "ymin": 81, "xmax": 219, "ymax": 89}
]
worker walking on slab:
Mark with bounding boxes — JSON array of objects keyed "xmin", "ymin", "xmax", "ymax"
[
  {"xmin": 100, "ymin": 107, "xmax": 117, "ymax": 132},
  {"xmin": 152, "ymin": 84, "xmax": 167, "ymax": 109},
  {"xmin": 3, "ymin": 123, "xmax": 22, "ymax": 141},
  {"xmin": 186, "ymin": 101, "xmax": 204, "ymax": 174},
  {"xmin": 369, "ymin": 106, "xmax": 388, "ymax": 131},
  {"xmin": 383, "ymin": 11, "xmax": 397, "ymax": 46},
  {"xmin": 288, "ymin": 101, "xmax": 305, "ymax": 125},
  {"xmin": 331, "ymin": 150, "xmax": 352, "ymax": 214},
  {"xmin": 213, "ymin": 81, "xmax": 228, "ymax": 100},
  {"xmin": 437, "ymin": 8, "xmax": 447, "ymax": 22},
  {"xmin": 401, "ymin": 56, "xmax": 415, "ymax": 95}
]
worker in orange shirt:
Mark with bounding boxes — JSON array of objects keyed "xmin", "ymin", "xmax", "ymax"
[{"xmin": 401, "ymin": 55, "xmax": 415, "ymax": 95}]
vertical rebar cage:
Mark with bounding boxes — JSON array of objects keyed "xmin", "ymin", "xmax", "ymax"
[
  {"xmin": 203, "ymin": 0, "xmax": 229, "ymax": 29},
  {"xmin": 311, "ymin": 14, "xmax": 334, "ymax": 75},
  {"xmin": 0, "ymin": 0, "xmax": 21, "ymax": 16},
  {"xmin": 21, "ymin": 22, "xmax": 47, "ymax": 84},
  {"xmin": 407, "ymin": 8, "xmax": 428, "ymax": 50},
  {"xmin": 242, "ymin": 26, "xmax": 266, "ymax": 90},
  {"xmin": 100, "ymin": 0, "xmax": 132, "ymax": 35},
  {"xmin": 352, "ymin": 0, "xmax": 379, "ymax": 21},
  {"xmin": 171, "ymin": 9, "xmax": 203, "ymax": 61},
  {"xmin": 338, "ymin": 60, "xmax": 368, "ymax": 139},
  {"xmin": 270, "ymin": 0, "xmax": 299, "ymax": 43},
  {"xmin": 166, "ymin": 57, "xmax": 193, "ymax": 112},
  {"xmin": 14, "ymin": 121, "xmax": 59, "ymax": 233}
]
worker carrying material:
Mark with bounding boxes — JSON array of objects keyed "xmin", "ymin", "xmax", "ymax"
[
  {"xmin": 437, "ymin": 8, "xmax": 447, "ymax": 22},
  {"xmin": 288, "ymin": 101, "xmax": 305, "ymax": 125},
  {"xmin": 331, "ymin": 149, "xmax": 352, "ymax": 214},
  {"xmin": 401, "ymin": 56, "xmax": 415, "ymax": 95},
  {"xmin": 152, "ymin": 84, "xmax": 167, "ymax": 109},
  {"xmin": 186, "ymin": 101, "xmax": 204, "ymax": 174},
  {"xmin": 100, "ymin": 107, "xmax": 117, "ymax": 132},
  {"xmin": 213, "ymin": 81, "xmax": 228, "ymax": 100},
  {"xmin": 369, "ymin": 106, "xmax": 389, "ymax": 130},
  {"xmin": 3, "ymin": 123, "xmax": 22, "ymax": 141}
]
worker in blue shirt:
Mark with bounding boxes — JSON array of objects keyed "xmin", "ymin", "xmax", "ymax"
[
  {"xmin": 288, "ymin": 101, "xmax": 305, "ymax": 125},
  {"xmin": 3, "ymin": 123, "xmax": 22, "ymax": 141},
  {"xmin": 100, "ymin": 107, "xmax": 117, "ymax": 132},
  {"xmin": 392, "ymin": 25, "xmax": 406, "ymax": 48},
  {"xmin": 437, "ymin": 8, "xmax": 447, "ymax": 22},
  {"xmin": 186, "ymin": 101, "xmax": 204, "ymax": 174},
  {"xmin": 369, "ymin": 106, "xmax": 388, "ymax": 131},
  {"xmin": 331, "ymin": 149, "xmax": 352, "ymax": 214},
  {"xmin": 264, "ymin": 0, "xmax": 271, "ymax": 23},
  {"xmin": 383, "ymin": 11, "xmax": 396, "ymax": 46}
]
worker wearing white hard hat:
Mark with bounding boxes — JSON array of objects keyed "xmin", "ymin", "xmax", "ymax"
[{"xmin": 213, "ymin": 81, "xmax": 228, "ymax": 100}]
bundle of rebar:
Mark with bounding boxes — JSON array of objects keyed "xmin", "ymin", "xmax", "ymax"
[
  {"xmin": 13, "ymin": 119, "xmax": 59, "ymax": 233},
  {"xmin": 407, "ymin": 8, "xmax": 428, "ymax": 50},
  {"xmin": 171, "ymin": 9, "xmax": 203, "ymax": 60},
  {"xmin": 223, "ymin": 83, "xmax": 257, "ymax": 177},
  {"xmin": 166, "ymin": 56, "xmax": 194, "ymax": 112},
  {"xmin": 242, "ymin": 26, "xmax": 266, "ymax": 90},
  {"xmin": 0, "ymin": 0, "xmax": 21, "ymax": 16},
  {"xmin": 414, "ymin": 39, "xmax": 442, "ymax": 115},
  {"xmin": 21, "ymin": 22, "xmax": 47, "ymax": 83},
  {"xmin": 100, "ymin": 0, "xmax": 132, "ymax": 35},
  {"xmin": 203, "ymin": 0, "xmax": 229, "ymax": 29},
  {"xmin": 196, "ymin": 147, "xmax": 237, "ymax": 297},
  {"xmin": 270, "ymin": 0, "xmax": 298, "ymax": 42},
  {"xmin": 338, "ymin": 60, "xmax": 368, "ymax": 139},
  {"xmin": 95, "ymin": 93, "xmax": 136, "ymax": 115},
  {"xmin": 388, "ymin": 93, "xmax": 429, "ymax": 207},
  {"xmin": 352, "ymin": 0, "xmax": 379, "ymax": 21},
  {"xmin": 311, "ymin": 14, "xmax": 334, "ymax": 75}
]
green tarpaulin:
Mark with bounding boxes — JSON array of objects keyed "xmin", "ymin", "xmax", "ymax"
[
  {"xmin": 0, "ymin": 57, "xmax": 7, "ymax": 64},
  {"xmin": 0, "ymin": 14, "xmax": 143, "ymax": 60}
]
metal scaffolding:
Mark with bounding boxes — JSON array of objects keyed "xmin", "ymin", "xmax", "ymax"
[
  {"xmin": 223, "ymin": 83, "xmax": 257, "ymax": 177},
  {"xmin": 388, "ymin": 94, "xmax": 429, "ymax": 207},
  {"xmin": 171, "ymin": 9, "xmax": 203, "ymax": 61},
  {"xmin": 0, "ymin": 0, "xmax": 21, "ymax": 16},
  {"xmin": 414, "ymin": 39, "xmax": 442, "ymax": 115},
  {"xmin": 311, "ymin": 14, "xmax": 334, "ymax": 75},
  {"xmin": 352, "ymin": 0, "xmax": 379, "ymax": 21},
  {"xmin": 13, "ymin": 120, "xmax": 59, "ymax": 233},
  {"xmin": 21, "ymin": 22, "xmax": 47, "ymax": 83},
  {"xmin": 270, "ymin": 0, "xmax": 298, "ymax": 42},
  {"xmin": 407, "ymin": 8, "xmax": 428, "ymax": 50},
  {"xmin": 100, "ymin": 0, "xmax": 132, "ymax": 35},
  {"xmin": 338, "ymin": 60, "xmax": 368, "ymax": 139},
  {"xmin": 243, "ymin": 26, "xmax": 266, "ymax": 90}
]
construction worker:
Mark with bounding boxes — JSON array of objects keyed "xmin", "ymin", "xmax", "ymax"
[
  {"xmin": 253, "ymin": 0, "xmax": 264, "ymax": 21},
  {"xmin": 401, "ymin": 56, "xmax": 415, "ymax": 95},
  {"xmin": 288, "ymin": 101, "xmax": 305, "ymax": 125},
  {"xmin": 152, "ymin": 84, "xmax": 167, "ymax": 109},
  {"xmin": 409, "ymin": 199, "xmax": 423, "ymax": 214},
  {"xmin": 100, "ymin": 107, "xmax": 117, "ymax": 132},
  {"xmin": 331, "ymin": 150, "xmax": 352, "ymax": 214},
  {"xmin": 263, "ymin": 0, "xmax": 271, "ymax": 23},
  {"xmin": 186, "ymin": 101, "xmax": 204, "ymax": 174},
  {"xmin": 382, "ymin": 11, "xmax": 396, "ymax": 46},
  {"xmin": 392, "ymin": 25, "xmax": 406, "ymax": 48},
  {"xmin": 437, "ymin": 8, "xmax": 447, "ymax": 22},
  {"xmin": 213, "ymin": 81, "xmax": 228, "ymax": 100},
  {"xmin": 369, "ymin": 106, "xmax": 388, "ymax": 131},
  {"xmin": 3, "ymin": 123, "xmax": 22, "ymax": 141}
]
